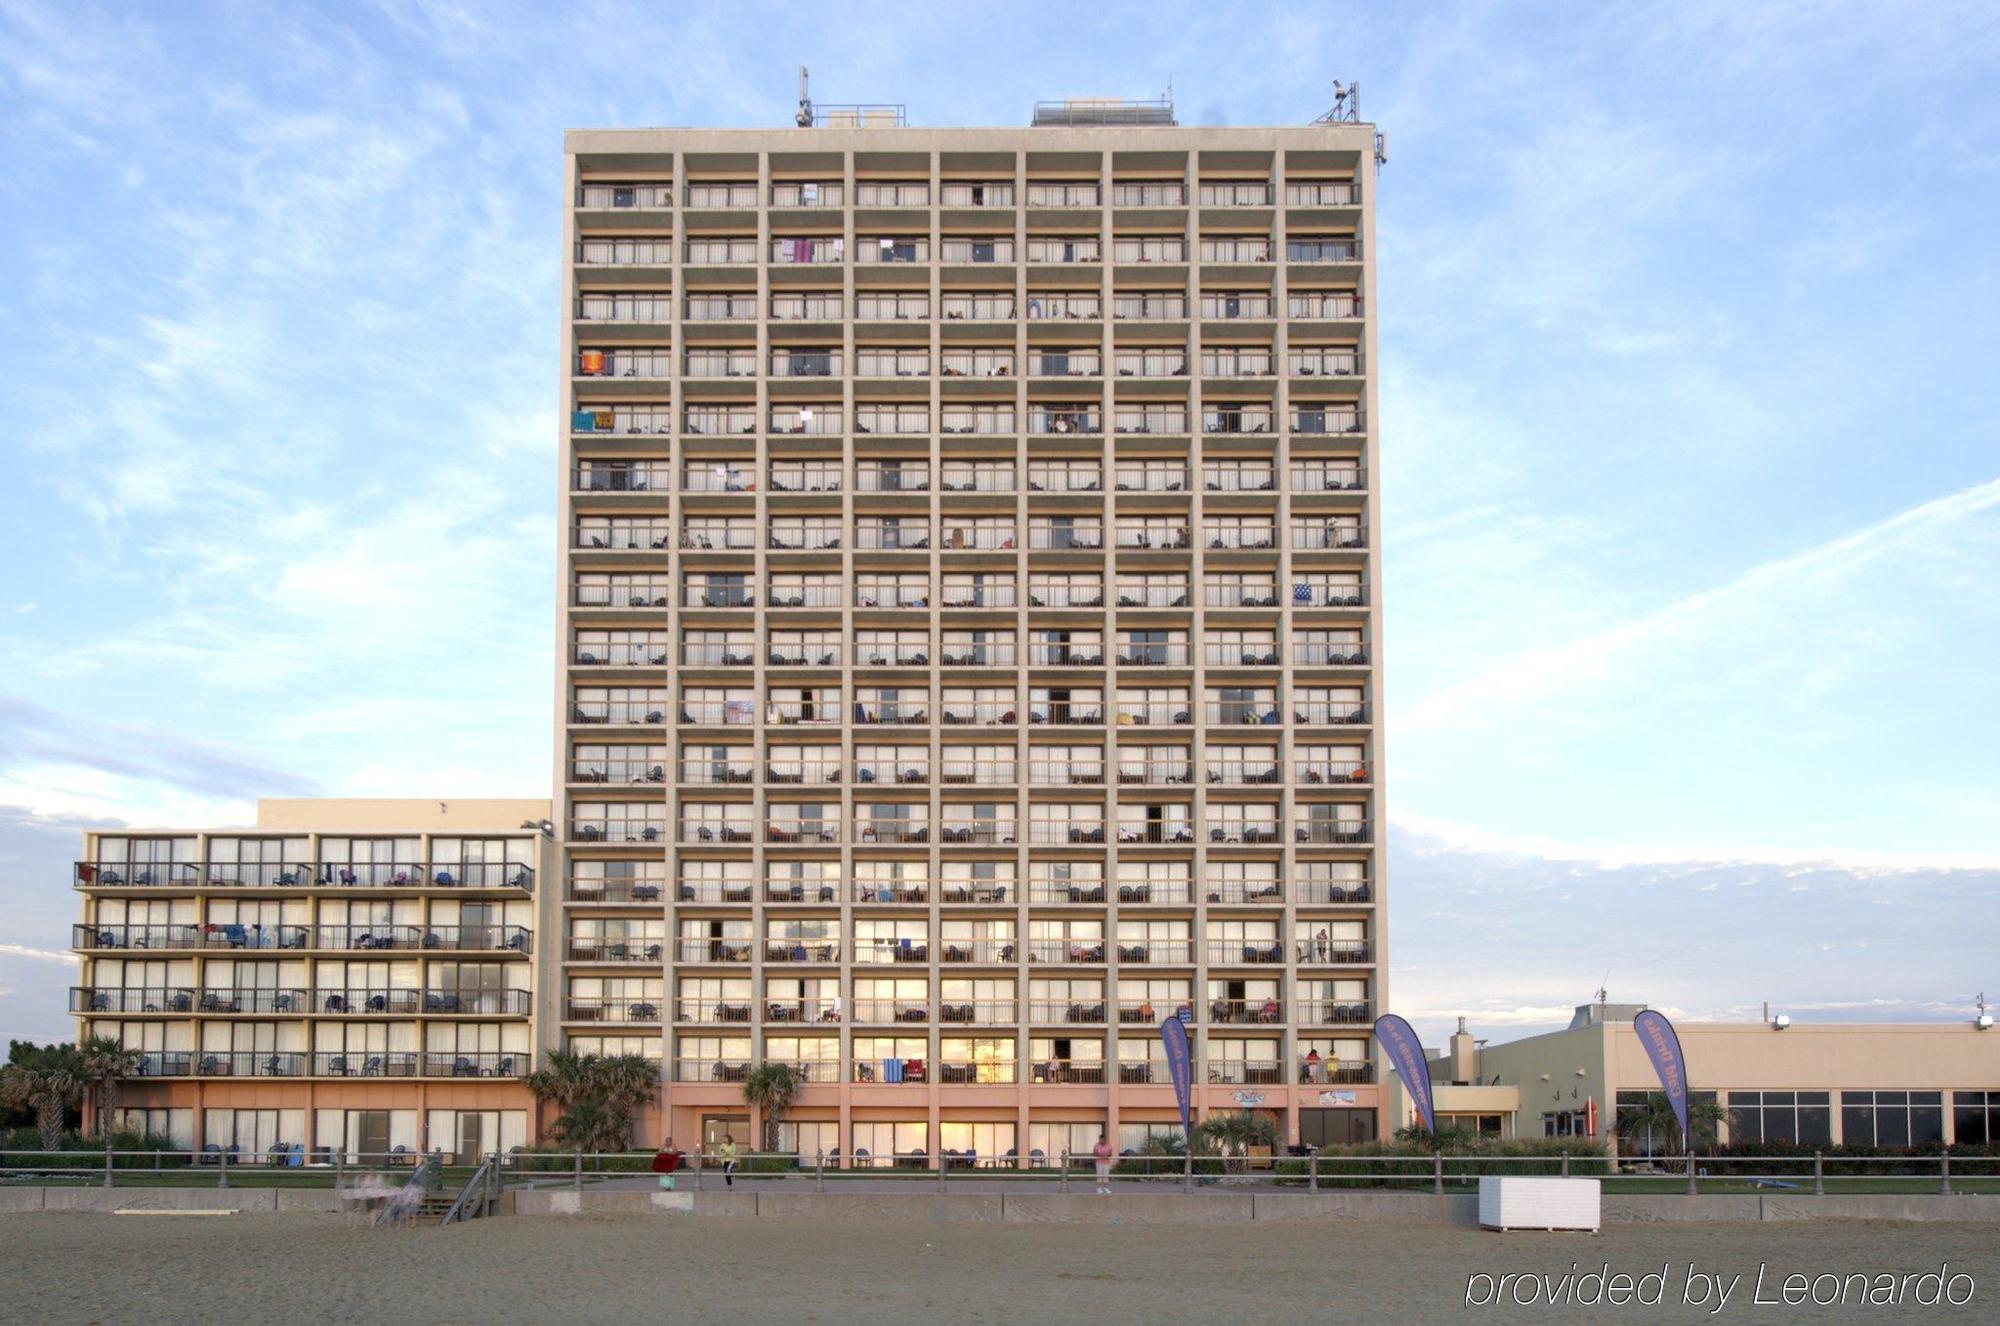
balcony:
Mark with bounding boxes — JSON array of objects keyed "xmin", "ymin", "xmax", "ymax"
[
  {"xmin": 1300, "ymin": 1000, "xmax": 1374, "ymax": 1025},
  {"xmin": 1203, "ymin": 880, "xmax": 1284, "ymax": 904},
  {"xmin": 575, "ymin": 238, "xmax": 672, "ymax": 267},
  {"xmin": 185, "ymin": 1052, "xmax": 311, "ymax": 1078},
  {"xmin": 675, "ymin": 820, "xmax": 756, "ymax": 845},
  {"xmin": 1298, "ymin": 879, "xmax": 1374, "ymax": 906},
  {"xmin": 1205, "ymin": 822, "xmax": 1284, "ymax": 846},
  {"xmin": 1029, "ymin": 821, "xmax": 1105, "ymax": 846},
  {"xmin": 569, "ymin": 998, "xmax": 663, "ymax": 1023},
  {"xmin": 574, "ymin": 461, "xmax": 672, "ymax": 493},
  {"xmin": 854, "ymin": 820, "xmax": 929, "ymax": 845},
  {"xmin": 937, "ymin": 822, "xmax": 1015, "ymax": 846},
  {"xmin": 1031, "ymin": 761, "xmax": 1106, "ymax": 786},
  {"xmin": 939, "ymin": 880, "xmax": 1011, "ymax": 904},
  {"xmin": 678, "ymin": 760, "xmax": 754, "ymax": 785},
  {"xmin": 572, "ymin": 700, "xmax": 668, "ymax": 724},
  {"xmin": 766, "ymin": 880, "xmax": 840, "ymax": 903},
  {"xmin": 1028, "ymin": 940, "xmax": 1107, "ymax": 964},
  {"xmin": 1290, "ymin": 522, "xmax": 1369, "ymax": 551},
  {"xmin": 856, "ymin": 939, "xmax": 932, "ymax": 965},
  {"xmin": 761, "ymin": 998, "xmax": 841, "ymax": 1023},
  {"xmin": 765, "ymin": 760, "xmax": 843, "ymax": 786},
  {"xmin": 1113, "ymin": 940, "xmax": 1194, "ymax": 964},
  {"xmin": 677, "ymin": 1059, "xmax": 754, "ymax": 1084},
  {"xmin": 73, "ymin": 861, "xmax": 532, "ymax": 892},
  {"xmin": 1205, "ymin": 941, "xmax": 1284, "ymax": 965},
  {"xmin": 1207, "ymin": 1060, "xmax": 1283, "ymax": 1086},
  {"xmin": 1030, "ymin": 1060, "xmax": 1106, "ymax": 1085},
  {"xmin": 1293, "ymin": 700, "xmax": 1370, "ymax": 725},
  {"xmin": 566, "ymin": 876, "xmax": 668, "ymax": 904},
  {"xmin": 1208, "ymin": 998, "xmax": 1284, "ymax": 1025},
  {"xmin": 1030, "ymin": 1000, "xmax": 1106, "ymax": 1024},
  {"xmin": 936, "ymin": 939, "xmax": 1013, "ymax": 964},
  {"xmin": 1203, "ymin": 643, "xmax": 1281, "ymax": 667},
  {"xmin": 315, "ymin": 988, "xmax": 420, "ymax": 1015},
  {"xmin": 1296, "ymin": 759, "xmax": 1370, "ymax": 785},
  {"xmin": 316, "ymin": 925, "xmax": 533, "ymax": 954},
  {"xmin": 568, "ymin": 938, "xmax": 665, "ymax": 963},
  {"xmin": 852, "ymin": 1000, "xmax": 933, "ymax": 1025},
  {"xmin": 764, "ymin": 939, "xmax": 840, "ymax": 964},
  {"xmin": 677, "ymin": 940, "xmax": 753, "ymax": 964},
  {"xmin": 1294, "ymin": 940, "xmax": 1374, "ymax": 965},
  {"xmin": 572, "ymin": 818, "xmax": 668, "ymax": 845},
  {"xmin": 577, "ymin": 182, "xmax": 673, "ymax": 210},
  {"xmin": 1294, "ymin": 641, "xmax": 1371, "ymax": 667},
  {"xmin": 1293, "ymin": 819, "xmax": 1372, "ymax": 845}
]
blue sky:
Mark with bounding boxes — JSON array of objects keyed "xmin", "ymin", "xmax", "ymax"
[{"xmin": 1, "ymin": 0, "xmax": 1995, "ymax": 1047}]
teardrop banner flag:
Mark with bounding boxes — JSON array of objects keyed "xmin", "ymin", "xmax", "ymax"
[
  {"xmin": 1632, "ymin": 1009, "xmax": 1689, "ymax": 1140},
  {"xmin": 1374, "ymin": 1013, "xmax": 1435, "ymax": 1136},
  {"xmin": 1159, "ymin": 1014, "xmax": 1193, "ymax": 1140}
]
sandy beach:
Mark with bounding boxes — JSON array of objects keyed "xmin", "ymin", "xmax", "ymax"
[{"xmin": 1, "ymin": 1212, "xmax": 1994, "ymax": 1324}]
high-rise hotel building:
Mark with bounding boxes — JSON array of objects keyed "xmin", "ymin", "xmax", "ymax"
[{"xmin": 558, "ymin": 103, "xmax": 1385, "ymax": 1158}]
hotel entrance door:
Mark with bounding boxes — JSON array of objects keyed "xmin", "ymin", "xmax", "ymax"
[{"xmin": 702, "ymin": 1114, "xmax": 749, "ymax": 1160}]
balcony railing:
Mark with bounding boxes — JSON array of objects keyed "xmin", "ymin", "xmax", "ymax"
[
  {"xmin": 567, "ymin": 938, "xmax": 665, "ymax": 962},
  {"xmin": 569, "ymin": 998, "xmax": 663, "ymax": 1023},
  {"xmin": 766, "ymin": 879, "xmax": 840, "ymax": 903},
  {"xmin": 856, "ymin": 761, "xmax": 931, "ymax": 785},
  {"xmin": 1294, "ymin": 641, "xmax": 1371, "ymax": 667},
  {"xmin": 683, "ymin": 586, "xmax": 757, "ymax": 609},
  {"xmin": 937, "ymin": 822, "xmax": 1015, "ymax": 845},
  {"xmin": 1116, "ymin": 761, "xmax": 1195, "ymax": 786},
  {"xmin": 676, "ymin": 1059, "xmax": 754, "ymax": 1083},
  {"xmin": 1291, "ymin": 522, "xmax": 1369, "ymax": 551},
  {"xmin": 674, "ymin": 820, "xmax": 757, "ymax": 844},
  {"xmin": 1203, "ymin": 879, "xmax": 1284, "ymax": 904},
  {"xmin": 1299, "ymin": 1000, "xmax": 1374, "ymax": 1025},
  {"xmin": 577, "ymin": 182, "xmax": 673, "ymax": 209},
  {"xmin": 677, "ymin": 760, "xmax": 754, "ymax": 785},
  {"xmin": 574, "ymin": 461, "xmax": 672, "ymax": 492},
  {"xmin": 566, "ymin": 877, "xmax": 669, "ymax": 904},
  {"xmin": 1296, "ymin": 760, "xmax": 1369, "ymax": 785},
  {"xmin": 74, "ymin": 861, "xmax": 532, "ymax": 891},
  {"xmin": 1205, "ymin": 941, "xmax": 1284, "ymax": 965},
  {"xmin": 1030, "ymin": 761, "xmax": 1106, "ymax": 786},
  {"xmin": 677, "ymin": 940, "xmax": 753, "ymax": 963},
  {"xmin": 1029, "ymin": 1000, "xmax": 1106, "ymax": 1024},
  {"xmin": 1208, "ymin": 998, "xmax": 1285, "ymax": 1025},
  {"xmin": 572, "ymin": 818, "xmax": 669, "ymax": 844},
  {"xmin": 1028, "ymin": 940, "xmax": 1107, "ymax": 964},
  {"xmin": 766, "ymin": 760, "xmax": 843, "ymax": 785},
  {"xmin": 1113, "ymin": 940, "xmax": 1194, "ymax": 963},
  {"xmin": 1297, "ymin": 879, "xmax": 1373, "ymax": 905},
  {"xmin": 936, "ymin": 939, "xmax": 1014, "ymax": 963},
  {"xmin": 1207, "ymin": 1060, "xmax": 1284, "ymax": 1085},
  {"xmin": 764, "ymin": 939, "xmax": 840, "ymax": 963},
  {"xmin": 314, "ymin": 988, "xmax": 421, "ymax": 1015},
  {"xmin": 1294, "ymin": 940, "xmax": 1374, "ymax": 964},
  {"xmin": 1293, "ymin": 819, "xmax": 1372, "ymax": 844}
]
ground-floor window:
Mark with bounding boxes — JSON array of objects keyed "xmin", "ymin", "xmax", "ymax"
[
  {"xmin": 112, "ymin": 1106, "xmax": 193, "ymax": 1150},
  {"xmin": 1030, "ymin": 1121, "xmax": 1104, "ymax": 1164},
  {"xmin": 774, "ymin": 1120, "xmax": 840, "ymax": 1162},
  {"xmin": 1439, "ymin": 1113, "xmax": 1503, "ymax": 1137},
  {"xmin": 1841, "ymin": 1091, "xmax": 1944, "ymax": 1148},
  {"xmin": 205, "ymin": 1107, "xmax": 304, "ymax": 1161},
  {"xmin": 1116, "ymin": 1120, "xmax": 1185, "ymax": 1154},
  {"xmin": 1953, "ymin": 1090, "xmax": 2000, "ymax": 1145},
  {"xmin": 1300, "ymin": 1107, "xmax": 1376, "ymax": 1147},
  {"xmin": 852, "ymin": 1121, "xmax": 927, "ymax": 1166},
  {"xmin": 1726, "ymin": 1091, "xmax": 1831, "ymax": 1147},
  {"xmin": 939, "ymin": 1121, "xmax": 1015, "ymax": 1166}
]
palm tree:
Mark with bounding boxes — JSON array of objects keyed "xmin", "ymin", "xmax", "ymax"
[
  {"xmin": 524, "ymin": 1047, "xmax": 597, "ymax": 1115},
  {"xmin": 77, "ymin": 1036, "xmax": 142, "ymax": 1136},
  {"xmin": 741, "ymin": 1063, "xmax": 799, "ymax": 1152},
  {"xmin": 1195, "ymin": 1109, "xmax": 1277, "ymax": 1173},
  {"xmin": 1616, "ymin": 1091, "xmax": 1727, "ymax": 1155},
  {"xmin": 525, "ymin": 1050, "xmax": 659, "ymax": 1154},
  {"xmin": 1, "ymin": 1045, "xmax": 86, "ymax": 1151}
]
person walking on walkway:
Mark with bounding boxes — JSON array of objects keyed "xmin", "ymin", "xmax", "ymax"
[
  {"xmin": 652, "ymin": 1137, "xmax": 683, "ymax": 1191},
  {"xmin": 719, "ymin": 1133, "xmax": 740, "ymax": 1187},
  {"xmin": 1092, "ymin": 1133, "xmax": 1114, "ymax": 1195}
]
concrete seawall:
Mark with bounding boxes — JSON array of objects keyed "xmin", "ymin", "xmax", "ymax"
[
  {"xmin": 507, "ymin": 1189, "xmax": 2000, "ymax": 1224},
  {"xmin": 6, "ymin": 1186, "xmax": 1996, "ymax": 1223}
]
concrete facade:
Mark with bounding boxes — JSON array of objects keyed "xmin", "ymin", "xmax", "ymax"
[{"xmin": 555, "ymin": 116, "xmax": 1387, "ymax": 1158}]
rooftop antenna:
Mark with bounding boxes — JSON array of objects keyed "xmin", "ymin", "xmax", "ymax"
[{"xmin": 795, "ymin": 65, "xmax": 813, "ymax": 128}]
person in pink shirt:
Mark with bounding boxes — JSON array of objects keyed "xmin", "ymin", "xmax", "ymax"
[{"xmin": 1092, "ymin": 1133, "xmax": 1115, "ymax": 1194}]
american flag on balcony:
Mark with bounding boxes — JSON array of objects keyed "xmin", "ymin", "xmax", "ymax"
[{"xmin": 1292, "ymin": 583, "xmax": 1313, "ymax": 604}]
